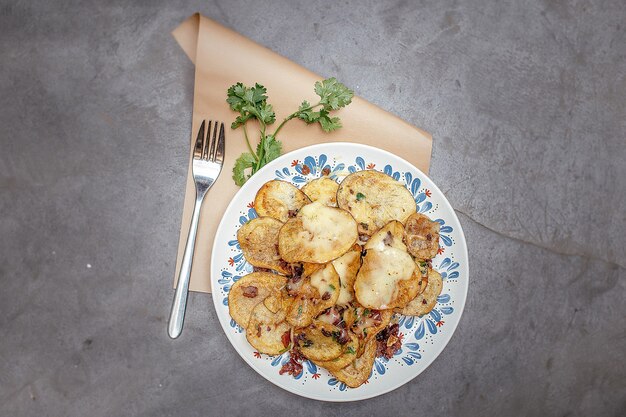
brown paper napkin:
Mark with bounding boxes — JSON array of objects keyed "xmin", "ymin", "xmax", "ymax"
[{"xmin": 172, "ymin": 14, "xmax": 432, "ymax": 293}]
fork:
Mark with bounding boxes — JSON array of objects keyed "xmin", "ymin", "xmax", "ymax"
[{"xmin": 168, "ymin": 120, "xmax": 225, "ymax": 339}]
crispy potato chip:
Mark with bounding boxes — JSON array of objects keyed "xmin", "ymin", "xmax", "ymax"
[
  {"xmin": 404, "ymin": 212, "xmax": 440, "ymax": 260},
  {"xmin": 313, "ymin": 332, "xmax": 359, "ymax": 372},
  {"xmin": 349, "ymin": 308, "xmax": 393, "ymax": 355},
  {"xmin": 228, "ymin": 272, "xmax": 287, "ymax": 329},
  {"xmin": 330, "ymin": 338, "xmax": 377, "ymax": 388},
  {"xmin": 337, "ymin": 170, "xmax": 415, "ymax": 236},
  {"xmin": 332, "ymin": 250, "xmax": 361, "ymax": 306},
  {"xmin": 285, "ymin": 263, "xmax": 340, "ymax": 327},
  {"xmin": 364, "ymin": 220, "xmax": 407, "ymax": 252},
  {"xmin": 278, "ymin": 202, "xmax": 358, "ymax": 263},
  {"xmin": 237, "ymin": 217, "xmax": 289, "ymax": 274},
  {"xmin": 296, "ymin": 321, "xmax": 344, "ymax": 361},
  {"xmin": 301, "ymin": 177, "xmax": 339, "ymax": 207},
  {"xmin": 355, "ymin": 245, "xmax": 419, "ymax": 309},
  {"xmin": 254, "ymin": 180, "xmax": 311, "ymax": 223},
  {"xmin": 400, "ymin": 268, "xmax": 443, "ymax": 316},
  {"xmin": 246, "ymin": 301, "xmax": 291, "ymax": 355}
]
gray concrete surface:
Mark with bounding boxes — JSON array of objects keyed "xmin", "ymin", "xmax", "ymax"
[{"xmin": 1, "ymin": 0, "xmax": 625, "ymax": 415}]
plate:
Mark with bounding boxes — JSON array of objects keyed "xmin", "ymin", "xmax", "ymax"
[{"xmin": 211, "ymin": 143, "xmax": 469, "ymax": 401}]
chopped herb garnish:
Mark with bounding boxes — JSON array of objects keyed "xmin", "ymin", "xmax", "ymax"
[
  {"xmin": 363, "ymin": 308, "xmax": 371, "ymax": 316},
  {"xmin": 346, "ymin": 346, "xmax": 356, "ymax": 354},
  {"xmin": 297, "ymin": 305, "xmax": 303, "ymax": 317},
  {"xmin": 303, "ymin": 339, "xmax": 314, "ymax": 347},
  {"xmin": 329, "ymin": 284, "xmax": 336, "ymax": 291},
  {"xmin": 356, "ymin": 192, "xmax": 366, "ymax": 201}
]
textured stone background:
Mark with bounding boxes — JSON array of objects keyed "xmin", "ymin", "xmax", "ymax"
[{"xmin": 1, "ymin": 0, "xmax": 625, "ymax": 416}]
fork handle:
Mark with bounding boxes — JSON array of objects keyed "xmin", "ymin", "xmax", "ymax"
[{"xmin": 168, "ymin": 191, "xmax": 206, "ymax": 339}]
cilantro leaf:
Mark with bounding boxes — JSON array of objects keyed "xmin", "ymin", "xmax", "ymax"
[
  {"xmin": 232, "ymin": 152, "xmax": 256, "ymax": 186},
  {"xmin": 314, "ymin": 77, "xmax": 354, "ymax": 110},
  {"xmin": 226, "ymin": 78, "xmax": 353, "ymax": 186}
]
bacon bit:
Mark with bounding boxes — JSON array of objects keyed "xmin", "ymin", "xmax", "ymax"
[
  {"xmin": 322, "ymin": 167, "xmax": 331, "ymax": 176},
  {"xmin": 321, "ymin": 328, "xmax": 332, "ymax": 337},
  {"xmin": 349, "ymin": 189, "xmax": 354, "ymax": 195},
  {"xmin": 301, "ymin": 165, "xmax": 311, "ymax": 175},
  {"xmin": 279, "ymin": 348, "xmax": 304, "ymax": 377},
  {"xmin": 266, "ymin": 326, "xmax": 271, "ymax": 332},
  {"xmin": 281, "ymin": 330, "xmax": 291, "ymax": 348},
  {"xmin": 376, "ymin": 323, "xmax": 402, "ymax": 359},
  {"xmin": 426, "ymin": 233, "xmax": 432, "ymax": 241},
  {"xmin": 321, "ymin": 292, "xmax": 331, "ymax": 301},
  {"xmin": 383, "ymin": 231, "xmax": 393, "ymax": 246},
  {"xmin": 287, "ymin": 209, "xmax": 299, "ymax": 218},
  {"xmin": 369, "ymin": 310, "xmax": 382, "ymax": 322},
  {"xmin": 422, "ymin": 299, "xmax": 428, "ymax": 305},
  {"xmin": 242, "ymin": 286, "xmax": 258, "ymax": 298},
  {"xmin": 256, "ymin": 324, "xmax": 262, "ymax": 337}
]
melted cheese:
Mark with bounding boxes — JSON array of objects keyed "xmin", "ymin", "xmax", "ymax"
[
  {"xmin": 354, "ymin": 247, "xmax": 415, "ymax": 309},
  {"xmin": 333, "ymin": 251, "xmax": 360, "ymax": 305},
  {"xmin": 298, "ymin": 202, "xmax": 358, "ymax": 258},
  {"xmin": 310, "ymin": 264, "xmax": 335, "ymax": 296}
]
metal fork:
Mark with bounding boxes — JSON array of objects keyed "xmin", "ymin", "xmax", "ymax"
[{"xmin": 168, "ymin": 120, "xmax": 225, "ymax": 339}]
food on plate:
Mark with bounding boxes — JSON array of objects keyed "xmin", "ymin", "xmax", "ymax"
[
  {"xmin": 301, "ymin": 177, "xmax": 339, "ymax": 206},
  {"xmin": 336, "ymin": 170, "xmax": 416, "ymax": 237},
  {"xmin": 278, "ymin": 201, "xmax": 358, "ymax": 263},
  {"xmin": 399, "ymin": 268, "xmax": 443, "ymax": 316},
  {"xmin": 285, "ymin": 263, "xmax": 340, "ymax": 327},
  {"xmin": 332, "ymin": 249, "xmax": 361, "ymax": 305},
  {"xmin": 329, "ymin": 338, "xmax": 378, "ymax": 388},
  {"xmin": 237, "ymin": 217, "xmax": 290, "ymax": 274},
  {"xmin": 254, "ymin": 180, "xmax": 311, "ymax": 222},
  {"xmin": 228, "ymin": 272, "xmax": 287, "ymax": 329},
  {"xmin": 230, "ymin": 169, "xmax": 446, "ymax": 388},
  {"xmin": 404, "ymin": 212, "xmax": 440, "ymax": 259},
  {"xmin": 245, "ymin": 301, "xmax": 291, "ymax": 355}
]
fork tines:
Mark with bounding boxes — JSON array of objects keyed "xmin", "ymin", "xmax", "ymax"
[{"xmin": 194, "ymin": 120, "xmax": 225, "ymax": 163}]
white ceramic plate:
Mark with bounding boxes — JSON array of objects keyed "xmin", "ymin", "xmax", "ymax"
[{"xmin": 211, "ymin": 143, "xmax": 469, "ymax": 401}]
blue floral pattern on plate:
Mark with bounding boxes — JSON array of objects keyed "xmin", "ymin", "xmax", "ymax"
[{"xmin": 211, "ymin": 144, "xmax": 468, "ymax": 401}]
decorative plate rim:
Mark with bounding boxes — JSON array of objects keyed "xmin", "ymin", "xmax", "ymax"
[{"xmin": 210, "ymin": 142, "xmax": 469, "ymax": 402}]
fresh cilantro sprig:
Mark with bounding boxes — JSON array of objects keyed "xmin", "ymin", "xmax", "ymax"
[{"xmin": 227, "ymin": 78, "xmax": 354, "ymax": 186}]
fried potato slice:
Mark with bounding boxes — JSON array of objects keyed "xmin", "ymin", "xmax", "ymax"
[
  {"xmin": 254, "ymin": 180, "xmax": 311, "ymax": 222},
  {"xmin": 237, "ymin": 217, "xmax": 289, "ymax": 274},
  {"xmin": 332, "ymin": 250, "xmax": 361, "ymax": 306},
  {"xmin": 330, "ymin": 338, "xmax": 377, "ymax": 388},
  {"xmin": 228, "ymin": 272, "xmax": 287, "ymax": 329},
  {"xmin": 400, "ymin": 268, "xmax": 443, "ymax": 316},
  {"xmin": 336, "ymin": 170, "xmax": 416, "ymax": 236},
  {"xmin": 364, "ymin": 220, "xmax": 407, "ymax": 252},
  {"xmin": 404, "ymin": 212, "xmax": 440, "ymax": 259},
  {"xmin": 354, "ymin": 245, "xmax": 419, "ymax": 309},
  {"xmin": 348, "ymin": 308, "xmax": 393, "ymax": 355},
  {"xmin": 296, "ymin": 321, "xmax": 344, "ymax": 361},
  {"xmin": 313, "ymin": 332, "xmax": 359, "ymax": 372},
  {"xmin": 278, "ymin": 201, "xmax": 358, "ymax": 263},
  {"xmin": 246, "ymin": 301, "xmax": 291, "ymax": 355},
  {"xmin": 285, "ymin": 263, "xmax": 340, "ymax": 327},
  {"xmin": 301, "ymin": 177, "xmax": 339, "ymax": 207}
]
